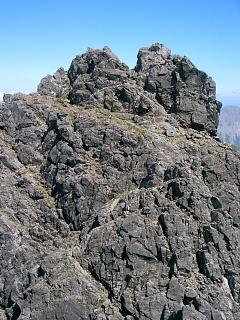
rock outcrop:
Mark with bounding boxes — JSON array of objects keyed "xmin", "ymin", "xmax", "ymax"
[
  {"xmin": 1, "ymin": 44, "xmax": 240, "ymax": 320},
  {"xmin": 38, "ymin": 67, "xmax": 70, "ymax": 98}
]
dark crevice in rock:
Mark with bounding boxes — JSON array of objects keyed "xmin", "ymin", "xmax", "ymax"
[
  {"xmin": 196, "ymin": 251, "xmax": 208, "ymax": 278},
  {"xmin": 121, "ymin": 245, "xmax": 129, "ymax": 261},
  {"xmin": 210, "ymin": 196, "xmax": 222, "ymax": 209},
  {"xmin": 88, "ymin": 264, "xmax": 115, "ymax": 301},
  {"xmin": 167, "ymin": 181, "xmax": 184, "ymax": 199},
  {"xmin": 182, "ymin": 295, "xmax": 196, "ymax": 306},
  {"xmin": 158, "ymin": 213, "xmax": 168, "ymax": 238},
  {"xmin": 168, "ymin": 253, "xmax": 177, "ymax": 278},
  {"xmin": 224, "ymin": 272, "xmax": 237, "ymax": 300},
  {"xmin": 52, "ymin": 181, "xmax": 63, "ymax": 199},
  {"xmin": 160, "ymin": 307, "xmax": 166, "ymax": 320},
  {"xmin": 6, "ymin": 295, "xmax": 14, "ymax": 309},
  {"xmin": 120, "ymin": 295, "xmax": 137, "ymax": 319},
  {"xmin": 122, "ymin": 246, "xmax": 134, "ymax": 270},
  {"xmin": 11, "ymin": 303, "xmax": 21, "ymax": 320},
  {"xmin": 81, "ymin": 138, "xmax": 90, "ymax": 151},
  {"xmin": 88, "ymin": 216, "xmax": 100, "ymax": 232},
  {"xmin": 169, "ymin": 71, "xmax": 179, "ymax": 114},
  {"xmin": 139, "ymin": 175, "xmax": 152, "ymax": 189},
  {"xmin": 169, "ymin": 310, "xmax": 183, "ymax": 320},
  {"xmin": 37, "ymin": 266, "xmax": 46, "ymax": 278},
  {"xmin": 222, "ymin": 234, "xmax": 232, "ymax": 251},
  {"xmin": 191, "ymin": 122, "xmax": 205, "ymax": 132}
]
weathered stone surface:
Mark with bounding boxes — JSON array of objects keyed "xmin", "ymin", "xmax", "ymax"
[
  {"xmin": 135, "ymin": 43, "xmax": 221, "ymax": 135},
  {"xmin": 1, "ymin": 45, "xmax": 239, "ymax": 320},
  {"xmin": 38, "ymin": 67, "xmax": 70, "ymax": 98},
  {"xmin": 66, "ymin": 43, "xmax": 221, "ymax": 133}
]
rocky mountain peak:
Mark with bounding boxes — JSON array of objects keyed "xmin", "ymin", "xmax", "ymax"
[
  {"xmin": 1, "ymin": 44, "xmax": 239, "ymax": 320},
  {"xmin": 37, "ymin": 44, "xmax": 221, "ymax": 135},
  {"xmin": 135, "ymin": 43, "xmax": 172, "ymax": 71}
]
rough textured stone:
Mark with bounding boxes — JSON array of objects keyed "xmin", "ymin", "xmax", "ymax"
[
  {"xmin": 38, "ymin": 67, "xmax": 70, "ymax": 98},
  {"xmin": 135, "ymin": 43, "xmax": 221, "ymax": 135},
  {"xmin": 1, "ymin": 44, "xmax": 239, "ymax": 320}
]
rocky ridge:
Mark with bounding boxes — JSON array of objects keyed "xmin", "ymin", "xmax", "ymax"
[{"xmin": 0, "ymin": 44, "xmax": 240, "ymax": 320}]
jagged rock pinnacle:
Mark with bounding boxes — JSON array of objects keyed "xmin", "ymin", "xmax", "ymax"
[{"xmin": 38, "ymin": 44, "xmax": 221, "ymax": 135}]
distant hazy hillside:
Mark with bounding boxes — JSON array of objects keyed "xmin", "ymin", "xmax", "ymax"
[{"xmin": 218, "ymin": 105, "xmax": 240, "ymax": 148}]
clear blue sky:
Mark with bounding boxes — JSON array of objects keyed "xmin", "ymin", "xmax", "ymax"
[{"xmin": 0, "ymin": 0, "xmax": 240, "ymax": 105}]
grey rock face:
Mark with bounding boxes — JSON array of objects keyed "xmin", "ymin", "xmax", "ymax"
[
  {"xmin": 38, "ymin": 67, "xmax": 70, "ymax": 98},
  {"xmin": 67, "ymin": 43, "xmax": 221, "ymax": 134},
  {"xmin": 68, "ymin": 46, "xmax": 130, "ymax": 106},
  {"xmin": 135, "ymin": 44, "xmax": 221, "ymax": 135},
  {"xmin": 1, "ymin": 45, "xmax": 239, "ymax": 320}
]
